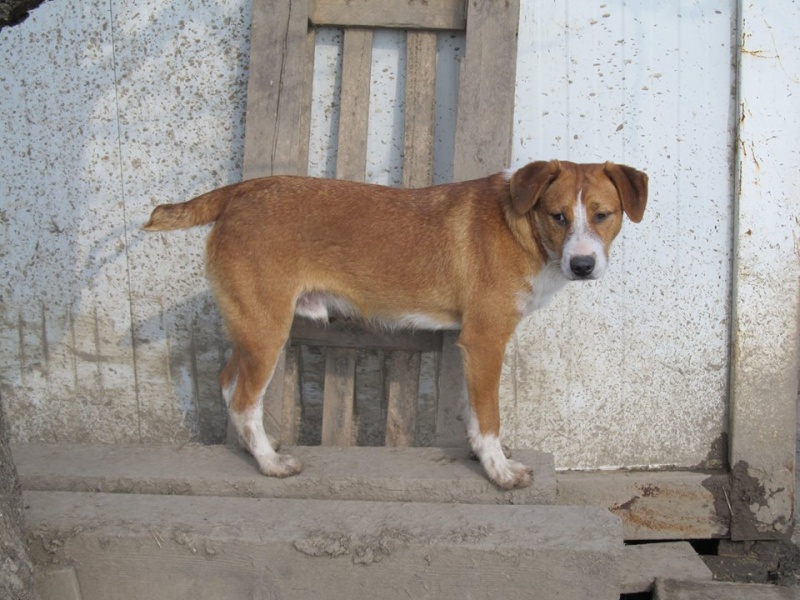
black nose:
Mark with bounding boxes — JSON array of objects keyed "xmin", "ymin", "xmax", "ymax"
[{"xmin": 570, "ymin": 256, "xmax": 595, "ymax": 278}]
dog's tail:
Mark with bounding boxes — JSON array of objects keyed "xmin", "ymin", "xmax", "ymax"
[{"xmin": 143, "ymin": 188, "xmax": 229, "ymax": 232}]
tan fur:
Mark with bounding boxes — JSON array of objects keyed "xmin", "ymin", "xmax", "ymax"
[{"xmin": 144, "ymin": 160, "xmax": 648, "ymax": 489}]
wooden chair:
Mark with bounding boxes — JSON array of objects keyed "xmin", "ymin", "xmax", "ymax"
[{"xmin": 241, "ymin": 0, "xmax": 520, "ymax": 450}]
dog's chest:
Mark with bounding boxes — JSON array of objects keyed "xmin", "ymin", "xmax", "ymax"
[{"xmin": 518, "ymin": 266, "xmax": 568, "ymax": 317}]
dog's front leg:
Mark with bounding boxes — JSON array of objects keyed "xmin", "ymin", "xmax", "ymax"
[{"xmin": 459, "ymin": 325, "xmax": 532, "ymax": 490}]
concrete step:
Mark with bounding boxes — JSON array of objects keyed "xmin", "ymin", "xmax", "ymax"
[
  {"xmin": 619, "ymin": 542, "xmax": 712, "ymax": 594},
  {"xmin": 24, "ymin": 491, "xmax": 621, "ymax": 600},
  {"xmin": 654, "ymin": 578, "xmax": 794, "ymax": 599},
  {"xmin": 33, "ymin": 565, "xmax": 82, "ymax": 600},
  {"xmin": 13, "ymin": 443, "xmax": 556, "ymax": 504}
]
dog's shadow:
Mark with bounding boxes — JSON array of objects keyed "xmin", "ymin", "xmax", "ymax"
[{"xmin": 132, "ymin": 290, "xmax": 231, "ymax": 444}]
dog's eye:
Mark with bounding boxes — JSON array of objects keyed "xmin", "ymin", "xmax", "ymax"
[
  {"xmin": 594, "ymin": 212, "xmax": 610, "ymax": 224},
  {"xmin": 551, "ymin": 213, "xmax": 566, "ymax": 225}
]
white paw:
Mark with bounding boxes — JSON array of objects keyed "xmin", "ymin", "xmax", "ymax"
[
  {"xmin": 487, "ymin": 459, "xmax": 533, "ymax": 490},
  {"xmin": 256, "ymin": 452, "xmax": 304, "ymax": 478}
]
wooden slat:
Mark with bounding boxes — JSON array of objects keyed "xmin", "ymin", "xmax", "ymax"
[
  {"xmin": 311, "ymin": 0, "xmax": 466, "ymax": 31},
  {"xmin": 434, "ymin": 331, "xmax": 467, "ymax": 447},
  {"xmin": 384, "ymin": 351, "xmax": 421, "ymax": 447},
  {"xmin": 242, "ymin": 0, "xmax": 312, "ymax": 179},
  {"xmin": 315, "ymin": 27, "xmax": 375, "ymax": 447},
  {"xmin": 296, "ymin": 27, "xmax": 317, "ymax": 176},
  {"xmin": 290, "ymin": 319, "xmax": 443, "ymax": 352},
  {"xmin": 335, "ymin": 28, "xmax": 373, "ymax": 181},
  {"xmin": 320, "ymin": 347, "xmax": 357, "ymax": 446},
  {"xmin": 280, "ymin": 346, "xmax": 300, "ymax": 445},
  {"xmin": 403, "ymin": 31, "xmax": 437, "ymax": 189},
  {"xmin": 453, "ymin": 0, "xmax": 520, "ymax": 181}
]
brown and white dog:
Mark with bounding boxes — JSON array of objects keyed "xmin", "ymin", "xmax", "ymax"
[{"xmin": 144, "ymin": 160, "xmax": 647, "ymax": 489}]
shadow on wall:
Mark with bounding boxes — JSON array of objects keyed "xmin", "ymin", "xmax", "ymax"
[{"xmin": 0, "ymin": 0, "xmax": 249, "ymax": 445}]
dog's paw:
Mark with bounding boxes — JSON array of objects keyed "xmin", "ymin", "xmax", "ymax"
[
  {"xmin": 487, "ymin": 459, "xmax": 533, "ymax": 490},
  {"xmin": 257, "ymin": 453, "xmax": 304, "ymax": 478}
]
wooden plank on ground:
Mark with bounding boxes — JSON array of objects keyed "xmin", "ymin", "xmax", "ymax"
[
  {"xmin": 403, "ymin": 30, "xmax": 437, "ymax": 189},
  {"xmin": 321, "ymin": 347, "xmax": 357, "ymax": 446},
  {"xmin": 242, "ymin": 0, "xmax": 312, "ymax": 179},
  {"xmin": 311, "ymin": 0, "xmax": 466, "ymax": 31},
  {"xmin": 453, "ymin": 0, "xmax": 520, "ymax": 181},
  {"xmin": 557, "ymin": 470, "xmax": 730, "ymax": 540},
  {"xmin": 384, "ymin": 351, "xmax": 421, "ymax": 446}
]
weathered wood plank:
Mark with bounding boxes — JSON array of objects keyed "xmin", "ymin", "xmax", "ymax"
[
  {"xmin": 453, "ymin": 0, "xmax": 520, "ymax": 181},
  {"xmin": 403, "ymin": 30, "xmax": 437, "ymax": 189},
  {"xmin": 311, "ymin": 0, "xmax": 466, "ymax": 31},
  {"xmin": 290, "ymin": 319, "xmax": 443, "ymax": 352},
  {"xmin": 321, "ymin": 347, "xmax": 357, "ymax": 446},
  {"xmin": 296, "ymin": 27, "xmax": 318, "ymax": 176},
  {"xmin": 335, "ymin": 28, "xmax": 373, "ymax": 182},
  {"xmin": 557, "ymin": 470, "xmax": 730, "ymax": 541},
  {"xmin": 384, "ymin": 351, "xmax": 421, "ymax": 447},
  {"xmin": 434, "ymin": 331, "xmax": 467, "ymax": 447},
  {"xmin": 312, "ymin": 27, "xmax": 373, "ymax": 447},
  {"xmin": 242, "ymin": 0, "xmax": 312, "ymax": 179},
  {"xmin": 280, "ymin": 345, "xmax": 300, "ymax": 445}
]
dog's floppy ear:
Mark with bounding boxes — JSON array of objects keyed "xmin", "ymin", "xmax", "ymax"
[
  {"xmin": 509, "ymin": 160, "xmax": 561, "ymax": 215},
  {"xmin": 604, "ymin": 162, "xmax": 648, "ymax": 223}
]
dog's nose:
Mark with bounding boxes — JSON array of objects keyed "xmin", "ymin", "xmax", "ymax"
[{"xmin": 570, "ymin": 256, "xmax": 595, "ymax": 278}]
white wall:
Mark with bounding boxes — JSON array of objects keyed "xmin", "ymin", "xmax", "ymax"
[{"xmin": 1, "ymin": 0, "xmax": 796, "ymax": 471}]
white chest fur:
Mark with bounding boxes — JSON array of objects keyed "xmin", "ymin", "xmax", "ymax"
[{"xmin": 518, "ymin": 264, "xmax": 569, "ymax": 317}]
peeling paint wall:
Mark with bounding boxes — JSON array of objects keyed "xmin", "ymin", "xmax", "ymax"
[{"xmin": 1, "ymin": 1, "xmax": 791, "ymax": 473}]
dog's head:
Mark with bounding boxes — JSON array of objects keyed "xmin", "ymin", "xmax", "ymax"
[{"xmin": 509, "ymin": 160, "xmax": 648, "ymax": 281}]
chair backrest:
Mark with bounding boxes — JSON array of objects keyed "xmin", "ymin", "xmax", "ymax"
[{"xmin": 241, "ymin": 0, "xmax": 520, "ymax": 448}]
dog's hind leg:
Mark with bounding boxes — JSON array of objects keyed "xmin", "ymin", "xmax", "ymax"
[{"xmin": 219, "ymin": 301, "xmax": 302, "ymax": 478}]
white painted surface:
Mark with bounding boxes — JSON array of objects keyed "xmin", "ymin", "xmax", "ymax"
[
  {"xmin": 0, "ymin": 1, "xmax": 796, "ymax": 474},
  {"xmin": 729, "ymin": 1, "xmax": 799, "ymax": 535},
  {"xmin": 508, "ymin": 0, "xmax": 738, "ymax": 469}
]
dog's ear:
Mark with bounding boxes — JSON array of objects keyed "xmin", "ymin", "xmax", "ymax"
[
  {"xmin": 509, "ymin": 160, "xmax": 561, "ymax": 215},
  {"xmin": 604, "ymin": 162, "xmax": 648, "ymax": 223}
]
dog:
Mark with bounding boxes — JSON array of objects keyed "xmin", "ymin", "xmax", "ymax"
[{"xmin": 144, "ymin": 160, "xmax": 648, "ymax": 489}]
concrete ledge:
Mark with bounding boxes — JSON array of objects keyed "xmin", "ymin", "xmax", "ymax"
[
  {"xmin": 13, "ymin": 443, "xmax": 556, "ymax": 504},
  {"xmin": 25, "ymin": 491, "xmax": 621, "ymax": 600},
  {"xmin": 619, "ymin": 542, "xmax": 712, "ymax": 593},
  {"xmin": 34, "ymin": 565, "xmax": 83, "ymax": 600},
  {"xmin": 654, "ymin": 578, "xmax": 794, "ymax": 599}
]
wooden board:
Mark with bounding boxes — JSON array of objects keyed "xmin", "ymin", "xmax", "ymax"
[
  {"xmin": 384, "ymin": 351, "xmax": 421, "ymax": 447},
  {"xmin": 402, "ymin": 31, "xmax": 437, "ymax": 189},
  {"xmin": 320, "ymin": 347, "xmax": 357, "ymax": 446},
  {"xmin": 335, "ymin": 28, "xmax": 373, "ymax": 182},
  {"xmin": 453, "ymin": 0, "xmax": 520, "ymax": 181},
  {"xmin": 311, "ymin": 0, "xmax": 466, "ymax": 31},
  {"xmin": 291, "ymin": 319, "xmax": 443, "ymax": 352},
  {"xmin": 315, "ymin": 27, "xmax": 375, "ymax": 447},
  {"xmin": 242, "ymin": 0, "xmax": 313, "ymax": 179},
  {"xmin": 434, "ymin": 331, "xmax": 466, "ymax": 447}
]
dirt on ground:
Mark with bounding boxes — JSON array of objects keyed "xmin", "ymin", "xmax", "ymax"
[{"xmin": 702, "ymin": 540, "xmax": 800, "ymax": 588}]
